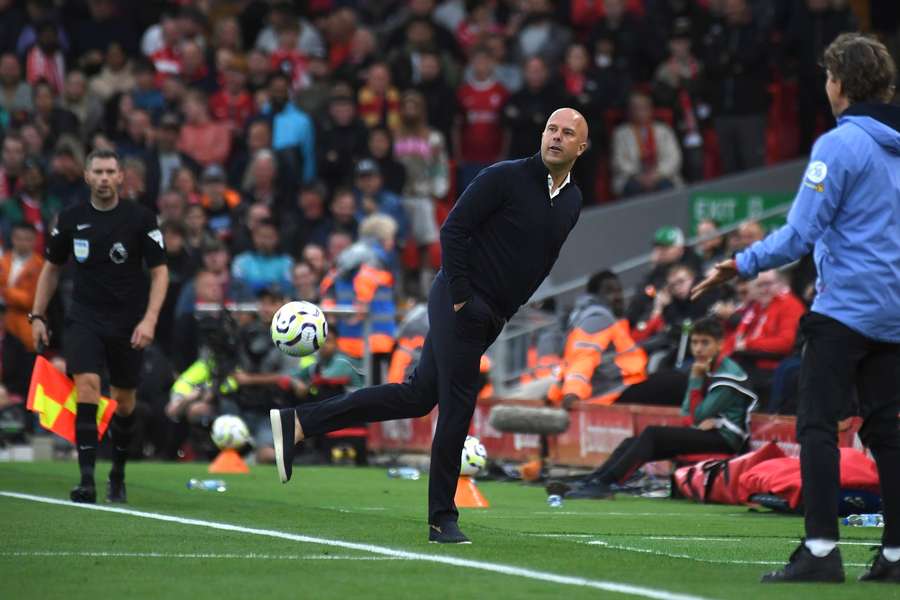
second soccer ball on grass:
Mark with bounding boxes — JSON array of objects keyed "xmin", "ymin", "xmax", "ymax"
[{"xmin": 461, "ymin": 435, "xmax": 487, "ymax": 476}]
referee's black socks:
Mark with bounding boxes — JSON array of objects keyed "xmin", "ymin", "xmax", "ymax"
[
  {"xmin": 109, "ymin": 412, "xmax": 136, "ymax": 483},
  {"xmin": 75, "ymin": 404, "xmax": 99, "ymax": 488}
]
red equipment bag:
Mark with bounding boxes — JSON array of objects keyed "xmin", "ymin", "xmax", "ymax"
[
  {"xmin": 673, "ymin": 441, "xmax": 786, "ymax": 504},
  {"xmin": 738, "ymin": 447, "xmax": 880, "ymax": 509}
]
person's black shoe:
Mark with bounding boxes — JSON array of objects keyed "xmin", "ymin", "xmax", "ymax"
[
  {"xmin": 545, "ymin": 480, "xmax": 572, "ymax": 496},
  {"xmin": 859, "ymin": 546, "xmax": 900, "ymax": 582},
  {"xmin": 428, "ymin": 521, "xmax": 471, "ymax": 544},
  {"xmin": 270, "ymin": 408, "xmax": 295, "ymax": 483},
  {"xmin": 564, "ymin": 479, "xmax": 615, "ymax": 500},
  {"xmin": 761, "ymin": 541, "xmax": 845, "ymax": 583},
  {"xmin": 70, "ymin": 484, "xmax": 96, "ymax": 504},
  {"xmin": 106, "ymin": 479, "xmax": 127, "ymax": 503}
]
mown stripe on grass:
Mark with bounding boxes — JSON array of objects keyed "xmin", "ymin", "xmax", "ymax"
[
  {"xmin": 1, "ymin": 491, "xmax": 713, "ymax": 600},
  {"xmin": 584, "ymin": 540, "xmax": 870, "ymax": 568}
]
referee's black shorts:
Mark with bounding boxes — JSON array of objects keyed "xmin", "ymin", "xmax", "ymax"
[{"xmin": 65, "ymin": 320, "xmax": 143, "ymax": 389}]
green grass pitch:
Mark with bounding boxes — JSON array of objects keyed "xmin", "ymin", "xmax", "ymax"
[{"xmin": 0, "ymin": 461, "xmax": 895, "ymax": 600}]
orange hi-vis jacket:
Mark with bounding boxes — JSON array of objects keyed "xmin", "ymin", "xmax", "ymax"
[
  {"xmin": 387, "ymin": 303, "xmax": 493, "ymax": 399},
  {"xmin": 0, "ymin": 251, "xmax": 43, "ymax": 351},
  {"xmin": 387, "ymin": 304, "xmax": 429, "ymax": 384},
  {"xmin": 548, "ymin": 294, "xmax": 648, "ymax": 406},
  {"xmin": 321, "ymin": 242, "xmax": 397, "ymax": 359},
  {"xmin": 520, "ymin": 327, "xmax": 564, "ymax": 384}
]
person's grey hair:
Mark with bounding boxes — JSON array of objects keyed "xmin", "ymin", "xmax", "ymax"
[
  {"xmin": 242, "ymin": 148, "xmax": 277, "ymax": 190},
  {"xmin": 359, "ymin": 214, "xmax": 398, "ymax": 246}
]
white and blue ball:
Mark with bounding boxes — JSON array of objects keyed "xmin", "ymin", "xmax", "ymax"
[
  {"xmin": 460, "ymin": 435, "xmax": 488, "ymax": 476},
  {"xmin": 270, "ymin": 300, "xmax": 328, "ymax": 357},
  {"xmin": 211, "ymin": 415, "xmax": 251, "ymax": 450}
]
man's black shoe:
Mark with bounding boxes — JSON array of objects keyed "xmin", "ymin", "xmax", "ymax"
[
  {"xmin": 761, "ymin": 541, "xmax": 845, "ymax": 583},
  {"xmin": 270, "ymin": 408, "xmax": 295, "ymax": 483},
  {"xmin": 859, "ymin": 547, "xmax": 900, "ymax": 582},
  {"xmin": 106, "ymin": 479, "xmax": 127, "ymax": 503},
  {"xmin": 563, "ymin": 479, "xmax": 615, "ymax": 500},
  {"xmin": 70, "ymin": 484, "xmax": 96, "ymax": 504},
  {"xmin": 545, "ymin": 480, "xmax": 572, "ymax": 497},
  {"xmin": 428, "ymin": 521, "xmax": 471, "ymax": 544}
]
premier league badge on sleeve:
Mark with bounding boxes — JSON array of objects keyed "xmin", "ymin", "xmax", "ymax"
[{"xmin": 73, "ymin": 238, "xmax": 90, "ymax": 262}]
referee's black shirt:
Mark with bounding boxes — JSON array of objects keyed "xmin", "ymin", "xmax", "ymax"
[
  {"xmin": 440, "ymin": 153, "xmax": 581, "ymax": 320},
  {"xmin": 46, "ymin": 199, "xmax": 167, "ymax": 332}
]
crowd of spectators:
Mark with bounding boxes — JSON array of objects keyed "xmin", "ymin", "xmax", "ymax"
[
  {"xmin": 536, "ymin": 219, "xmax": 816, "ymax": 423},
  {"xmin": 0, "ymin": 0, "xmax": 897, "ymax": 461}
]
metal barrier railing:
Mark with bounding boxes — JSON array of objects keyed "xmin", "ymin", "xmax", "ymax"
[
  {"xmin": 192, "ymin": 203, "xmax": 794, "ymax": 398},
  {"xmin": 529, "ymin": 202, "xmax": 793, "ymax": 304}
]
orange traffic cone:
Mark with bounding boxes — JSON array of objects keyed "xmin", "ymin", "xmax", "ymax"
[
  {"xmin": 208, "ymin": 448, "xmax": 250, "ymax": 474},
  {"xmin": 454, "ymin": 476, "xmax": 489, "ymax": 508}
]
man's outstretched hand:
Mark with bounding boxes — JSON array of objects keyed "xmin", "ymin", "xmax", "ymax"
[{"xmin": 691, "ymin": 259, "xmax": 739, "ymax": 301}]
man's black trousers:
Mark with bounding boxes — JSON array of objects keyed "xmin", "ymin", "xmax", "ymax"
[
  {"xmin": 797, "ymin": 312, "xmax": 900, "ymax": 545},
  {"xmin": 296, "ymin": 271, "xmax": 505, "ymax": 525}
]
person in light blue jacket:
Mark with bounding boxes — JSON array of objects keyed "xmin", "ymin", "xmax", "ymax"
[
  {"xmin": 263, "ymin": 73, "xmax": 316, "ymax": 184},
  {"xmin": 693, "ymin": 33, "xmax": 900, "ymax": 584}
]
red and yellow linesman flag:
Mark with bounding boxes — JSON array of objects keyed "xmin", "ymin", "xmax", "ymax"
[{"xmin": 26, "ymin": 356, "xmax": 117, "ymax": 444}]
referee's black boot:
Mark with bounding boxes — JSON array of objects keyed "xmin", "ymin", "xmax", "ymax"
[
  {"xmin": 761, "ymin": 540, "xmax": 845, "ymax": 583},
  {"xmin": 106, "ymin": 479, "xmax": 127, "ymax": 504},
  {"xmin": 859, "ymin": 547, "xmax": 900, "ymax": 582},
  {"xmin": 70, "ymin": 484, "xmax": 96, "ymax": 504},
  {"xmin": 428, "ymin": 521, "xmax": 471, "ymax": 544},
  {"xmin": 270, "ymin": 408, "xmax": 296, "ymax": 483}
]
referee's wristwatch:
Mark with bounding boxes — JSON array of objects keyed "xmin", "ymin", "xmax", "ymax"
[{"xmin": 27, "ymin": 313, "xmax": 47, "ymax": 324}]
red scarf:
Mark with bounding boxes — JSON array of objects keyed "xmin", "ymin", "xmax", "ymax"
[{"xmin": 632, "ymin": 124, "xmax": 657, "ymax": 170}]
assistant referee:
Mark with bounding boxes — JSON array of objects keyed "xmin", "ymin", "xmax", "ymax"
[
  {"xmin": 693, "ymin": 33, "xmax": 900, "ymax": 583},
  {"xmin": 31, "ymin": 149, "xmax": 169, "ymax": 504},
  {"xmin": 271, "ymin": 108, "xmax": 588, "ymax": 543}
]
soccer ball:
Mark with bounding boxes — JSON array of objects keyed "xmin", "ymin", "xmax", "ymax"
[
  {"xmin": 211, "ymin": 415, "xmax": 251, "ymax": 450},
  {"xmin": 460, "ymin": 435, "xmax": 487, "ymax": 476},
  {"xmin": 270, "ymin": 300, "xmax": 328, "ymax": 357}
]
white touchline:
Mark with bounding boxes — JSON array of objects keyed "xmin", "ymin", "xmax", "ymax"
[
  {"xmin": 0, "ymin": 491, "xmax": 712, "ymax": 600},
  {"xmin": 0, "ymin": 551, "xmax": 401, "ymax": 560}
]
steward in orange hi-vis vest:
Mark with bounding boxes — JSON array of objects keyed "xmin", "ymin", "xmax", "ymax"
[
  {"xmin": 548, "ymin": 293, "xmax": 647, "ymax": 407},
  {"xmin": 321, "ymin": 238, "xmax": 397, "ymax": 359},
  {"xmin": 388, "ymin": 303, "xmax": 493, "ymax": 399}
]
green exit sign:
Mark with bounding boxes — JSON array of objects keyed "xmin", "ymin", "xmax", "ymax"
[{"xmin": 690, "ymin": 193, "xmax": 794, "ymax": 235}]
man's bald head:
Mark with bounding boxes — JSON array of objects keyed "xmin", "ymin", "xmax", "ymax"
[{"xmin": 541, "ymin": 107, "xmax": 589, "ymax": 170}]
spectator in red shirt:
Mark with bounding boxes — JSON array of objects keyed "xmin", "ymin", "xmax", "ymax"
[
  {"xmin": 25, "ymin": 21, "xmax": 64, "ymax": 94},
  {"xmin": 456, "ymin": 0, "xmax": 504, "ymax": 55},
  {"xmin": 270, "ymin": 20, "xmax": 310, "ymax": 91},
  {"xmin": 454, "ymin": 46, "xmax": 509, "ymax": 192},
  {"xmin": 177, "ymin": 90, "xmax": 232, "ymax": 168},
  {"xmin": 209, "ymin": 59, "xmax": 255, "ymax": 137},
  {"xmin": 149, "ymin": 16, "xmax": 183, "ymax": 82},
  {"xmin": 724, "ymin": 269, "xmax": 806, "ymax": 373}
]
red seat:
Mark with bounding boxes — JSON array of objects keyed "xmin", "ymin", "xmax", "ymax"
[{"xmin": 673, "ymin": 452, "xmax": 734, "ymax": 465}]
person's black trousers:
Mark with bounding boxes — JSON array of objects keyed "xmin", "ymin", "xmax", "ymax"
[
  {"xmin": 797, "ymin": 312, "xmax": 900, "ymax": 545},
  {"xmin": 295, "ymin": 271, "xmax": 505, "ymax": 526},
  {"xmin": 588, "ymin": 426, "xmax": 734, "ymax": 484}
]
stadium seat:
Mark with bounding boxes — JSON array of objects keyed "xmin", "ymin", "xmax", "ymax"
[{"xmin": 673, "ymin": 453, "xmax": 735, "ymax": 465}]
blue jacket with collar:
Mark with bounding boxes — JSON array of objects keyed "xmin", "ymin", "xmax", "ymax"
[{"xmin": 736, "ymin": 103, "xmax": 900, "ymax": 342}]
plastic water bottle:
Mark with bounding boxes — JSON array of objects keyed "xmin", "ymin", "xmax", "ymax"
[
  {"xmin": 547, "ymin": 494, "xmax": 563, "ymax": 508},
  {"xmin": 187, "ymin": 478, "xmax": 227, "ymax": 492},
  {"xmin": 842, "ymin": 513, "xmax": 884, "ymax": 527},
  {"xmin": 387, "ymin": 467, "xmax": 421, "ymax": 480}
]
